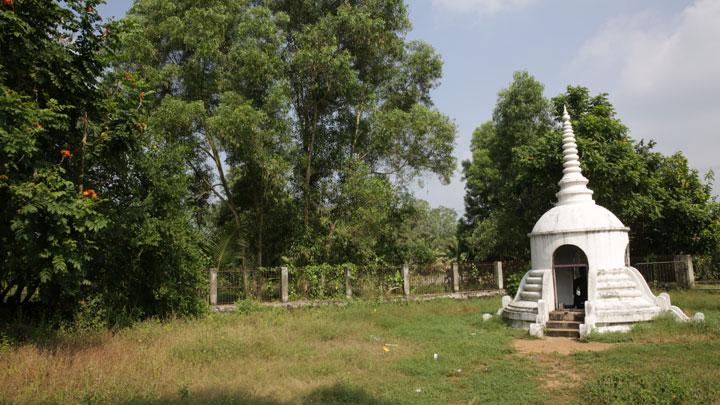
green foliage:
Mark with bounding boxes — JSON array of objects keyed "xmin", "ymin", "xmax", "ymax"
[
  {"xmin": 504, "ymin": 273, "xmax": 523, "ymax": 298},
  {"xmin": 583, "ymin": 371, "xmax": 704, "ymax": 404},
  {"xmin": 234, "ymin": 298, "xmax": 264, "ymax": 315},
  {"xmin": 396, "ymin": 199, "xmax": 459, "ymax": 263},
  {"xmin": 462, "ymin": 71, "xmax": 719, "ymax": 260},
  {"xmin": 1, "ymin": 0, "xmax": 208, "ymax": 323},
  {"xmin": 116, "ymin": 0, "xmax": 456, "ymax": 269},
  {"xmin": 0, "ymin": 0, "xmax": 110, "ymax": 315},
  {"xmin": 290, "ymin": 264, "xmax": 346, "ymax": 300}
]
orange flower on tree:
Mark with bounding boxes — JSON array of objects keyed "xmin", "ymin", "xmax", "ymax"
[
  {"xmin": 82, "ymin": 189, "xmax": 98, "ymax": 199},
  {"xmin": 61, "ymin": 149, "xmax": 72, "ymax": 158},
  {"xmin": 139, "ymin": 91, "xmax": 145, "ymax": 102},
  {"xmin": 3, "ymin": 0, "xmax": 13, "ymax": 7},
  {"xmin": 34, "ymin": 123, "xmax": 43, "ymax": 129}
]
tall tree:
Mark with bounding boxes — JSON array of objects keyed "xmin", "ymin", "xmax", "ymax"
[
  {"xmin": 1, "ymin": 0, "xmax": 210, "ymax": 322},
  {"xmin": 270, "ymin": 0, "xmax": 456, "ymax": 264},
  {"xmin": 461, "ymin": 71, "xmax": 554, "ymax": 259},
  {"xmin": 116, "ymin": 0, "xmax": 294, "ymax": 269},
  {"xmin": 0, "ymin": 0, "xmax": 108, "ymax": 313},
  {"xmin": 118, "ymin": 0, "xmax": 457, "ymax": 267}
]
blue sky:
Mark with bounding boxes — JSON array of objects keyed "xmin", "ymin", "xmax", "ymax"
[{"xmin": 98, "ymin": 0, "xmax": 720, "ymax": 214}]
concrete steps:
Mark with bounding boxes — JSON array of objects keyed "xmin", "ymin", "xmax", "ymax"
[
  {"xmin": 546, "ymin": 310, "xmax": 584, "ymax": 338},
  {"xmin": 549, "ymin": 309, "xmax": 585, "ymax": 322}
]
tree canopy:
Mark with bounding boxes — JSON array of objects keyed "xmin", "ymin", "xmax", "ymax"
[{"xmin": 116, "ymin": 0, "xmax": 457, "ymax": 269}]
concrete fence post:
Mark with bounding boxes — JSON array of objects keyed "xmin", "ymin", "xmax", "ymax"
[
  {"xmin": 209, "ymin": 268, "xmax": 218, "ymax": 306},
  {"xmin": 684, "ymin": 255, "xmax": 695, "ymax": 288},
  {"xmin": 345, "ymin": 267, "xmax": 352, "ymax": 298},
  {"xmin": 673, "ymin": 255, "xmax": 694, "ymax": 288},
  {"xmin": 402, "ymin": 264, "xmax": 410, "ymax": 297},
  {"xmin": 281, "ymin": 266, "xmax": 289, "ymax": 303},
  {"xmin": 494, "ymin": 261, "xmax": 504, "ymax": 290},
  {"xmin": 452, "ymin": 262, "xmax": 460, "ymax": 293}
]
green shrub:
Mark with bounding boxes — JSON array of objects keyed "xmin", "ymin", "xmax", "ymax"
[
  {"xmin": 504, "ymin": 272, "xmax": 523, "ymax": 297},
  {"xmin": 235, "ymin": 298, "xmax": 264, "ymax": 315}
]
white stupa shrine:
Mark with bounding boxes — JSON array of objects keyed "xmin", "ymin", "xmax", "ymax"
[{"xmin": 500, "ymin": 107, "xmax": 690, "ymax": 338}]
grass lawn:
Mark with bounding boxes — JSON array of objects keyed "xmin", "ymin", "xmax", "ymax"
[{"xmin": 1, "ymin": 290, "xmax": 719, "ymax": 404}]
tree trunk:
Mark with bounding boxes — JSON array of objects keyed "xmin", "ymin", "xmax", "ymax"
[
  {"xmin": 0, "ymin": 282, "xmax": 15, "ymax": 303},
  {"xmin": 79, "ymin": 111, "xmax": 88, "ymax": 192},
  {"xmin": 256, "ymin": 201, "xmax": 264, "ymax": 268},
  {"xmin": 9, "ymin": 281, "xmax": 25, "ymax": 305},
  {"xmin": 303, "ymin": 108, "xmax": 319, "ymax": 228},
  {"xmin": 242, "ymin": 256, "xmax": 249, "ymax": 298},
  {"xmin": 21, "ymin": 283, "xmax": 39, "ymax": 304},
  {"xmin": 205, "ymin": 132, "xmax": 242, "ymax": 231}
]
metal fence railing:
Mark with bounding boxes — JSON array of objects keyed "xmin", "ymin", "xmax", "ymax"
[
  {"xmin": 216, "ymin": 267, "xmax": 281, "ymax": 305},
  {"xmin": 693, "ymin": 255, "xmax": 720, "ymax": 282},
  {"xmin": 632, "ymin": 256, "xmax": 698, "ymax": 288},
  {"xmin": 458, "ymin": 262, "xmax": 497, "ymax": 290},
  {"xmin": 410, "ymin": 263, "xmax": 451, "ymax": 295},
  {"xmin": 210, "ymin": 261, "xmax": 507, "ymax": 305},
  {"xmin": 213, "ymin": 255, "xmax": 705, "ymax": 305},
  {"xmin": 352, "ymin": 266, "xmax": 405, "ymax": 298},
  {"xmin": 634, "ymin": 261, "xmax": 679, "ymax": 287}
]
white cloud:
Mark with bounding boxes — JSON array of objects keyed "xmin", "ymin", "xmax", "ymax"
[
  {"xmin": 569, "ymin": 0, "xmax": 720, "ymax": 190},
  {"xmin": 431, "ymin": 0, "xmax": 537, "ymax": 17}
]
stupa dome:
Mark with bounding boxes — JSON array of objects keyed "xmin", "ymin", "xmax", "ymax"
[{"xmin": 530, "ymin": 203, "xmax": 627, "ymax": 236}]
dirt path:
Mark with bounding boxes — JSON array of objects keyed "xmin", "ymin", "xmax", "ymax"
[{"xmin": 512, "ymin": 338, "xmax": 615, "ymax": 403}]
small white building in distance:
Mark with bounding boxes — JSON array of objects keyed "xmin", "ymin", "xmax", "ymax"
[{"xmin": 500, "ymin": 107, "xmax": 690, "ymax": 338}]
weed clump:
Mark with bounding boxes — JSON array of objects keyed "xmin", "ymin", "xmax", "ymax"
[
  {"xmin": 235, "ymin": 299, "xmax": 264, "ymax": 315},
  {"xmin": 583, "ymin": 371, "xmax": 708, "ymax": 404}
]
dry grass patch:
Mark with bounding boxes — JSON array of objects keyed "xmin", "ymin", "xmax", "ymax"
[{"xmin": 2, "ymin": 298, "xmax": 536, "ymax": 404}]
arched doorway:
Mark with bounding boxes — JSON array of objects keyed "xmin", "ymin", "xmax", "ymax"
[{"xmin": 553, "ymin": 245, "xmax": 588, "ymax": 309}]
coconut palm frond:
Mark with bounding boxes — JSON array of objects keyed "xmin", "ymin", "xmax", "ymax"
[{"xmin": 204, "ymin": 222, "xmax": 248, "ymax": 271}]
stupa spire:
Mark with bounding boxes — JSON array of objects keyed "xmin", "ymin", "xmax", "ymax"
[{"xmin": 556, "ymin": 106, "xmax": 594, "ymax": 205}]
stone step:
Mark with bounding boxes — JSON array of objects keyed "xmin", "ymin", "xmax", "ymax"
[
  {"xmin": 529, "ymin": 270, "xmax": 545, "ymax": 277},
  {"xmin": 596, "ymin": 268, "xmax": 628, "ymax": 276},
  {"xmin": 549, "ymin": 310, "xmax": 585, "ymax": 322},
  {"xmin": 596, "ymin": 281, "xmax": 637, "ymax": 289},
  {"xmin": 523, "ymin": 284, "xmax": 542, "ymax": 292},
  {"xmin": 526, "ymin": 276, "xmax": 543, "ymax": 284},
  {"xmin": 520, "ymin": 291, "xmax": 541, "ymax": 300},
  {"xmin": 597, "ymin": 290, "xmax": 642, "ymax": 299},
  {"xmin": 545, "ymin": 328, "xmax": 580, "ymax": 338},
  {"xmin": 546, "ymin": 320, "xmax": 580, "ymax": 330}
]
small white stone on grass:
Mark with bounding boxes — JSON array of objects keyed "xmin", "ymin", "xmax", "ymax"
[
  {"xmin": 415, "ymin": 388, "xmax": 422, "ymax": 393},
  {"xmin": 482, "ymin": 313, "xmax": 493, "ymax": 321},
  {"xmin": 433, "ymin": 353, "xmax": 438, "ymax": 360},
  {"xmin": 693, "ymin": 312, "xmax": 705, "ymax": 322}
]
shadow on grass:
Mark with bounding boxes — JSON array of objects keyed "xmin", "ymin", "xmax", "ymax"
[{"xmin": 127, "ymin": 383, "xmax": 392, "ymax": 405}]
